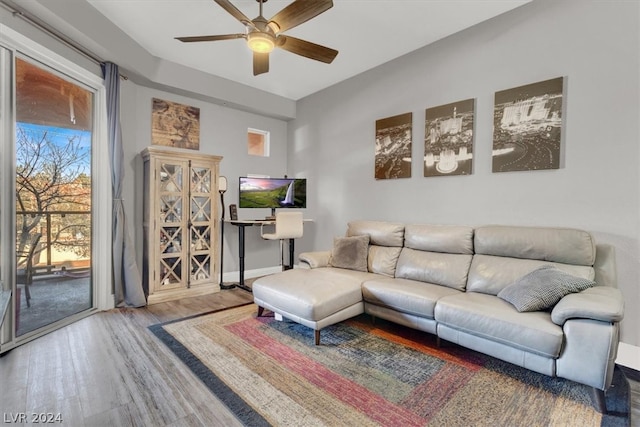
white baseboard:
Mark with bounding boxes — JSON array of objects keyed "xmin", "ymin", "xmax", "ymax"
[
  {"xmin": 616, "ymin": 342, "xmax": 640, "ymax": 371},
  {"xmin": 221, "ymin": 266, "xmax": 283, "ymax": 284}
]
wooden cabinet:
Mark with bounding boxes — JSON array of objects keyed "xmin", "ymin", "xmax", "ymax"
[{"xmin": 141, "ymin": 147, "xmax": 222, "ymax": 304}]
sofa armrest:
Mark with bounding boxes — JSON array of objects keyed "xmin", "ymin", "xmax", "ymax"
[
  {"xmin": 551, "ymin": 286, "xmax": 624, "ymax": 325},
  {"xmin": 299, "ymin": 251, "xmax": 331, "ymax": 269}
]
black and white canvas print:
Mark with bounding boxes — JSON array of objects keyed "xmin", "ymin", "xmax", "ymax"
[
  {"xmin": 424, "ymin": 99, "xmax": 474, "ymax": 177},
  {"xmin": 375, "ymin": 112, "xmax": 412, "ymax": 179},
  {"xmin": 492, "ymin": 77, "xmax": 564, "ymax": 172}
]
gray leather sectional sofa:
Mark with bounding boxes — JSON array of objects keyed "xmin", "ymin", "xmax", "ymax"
[{"xmin": 252, "ymin": 220, "xmax": 625, "ymax": 412}]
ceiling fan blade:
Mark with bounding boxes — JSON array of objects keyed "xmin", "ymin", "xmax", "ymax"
[
  {"xmin": 175, "ymin": 34, "xmax": 245, "ymax": 43},
  {"xmin": 214, "ymin": 0, "xmax": 254, "ymax": 27},
  {"xmin": 268, "ymin": 0, "xmax": 333, "ymax": 33},
  {"xmin": 277, "ymin": 36, "xmax": 338, "ymax": 64},
  {"xmin": 253, "ymin": 52, "xmax": 269, "ymax": 76}
]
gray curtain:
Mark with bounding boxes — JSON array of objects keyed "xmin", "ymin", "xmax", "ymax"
[{"xmin": 103, "ymin": 62, "xmax": 146, "ymax": 307}]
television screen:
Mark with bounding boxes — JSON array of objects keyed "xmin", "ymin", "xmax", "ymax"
[{"xmin": 239, "ymin": 177, "xmax": 307, "ymax": 209}]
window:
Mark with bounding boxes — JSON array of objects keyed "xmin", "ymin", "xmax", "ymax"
[{"xmin": 248, "ymin": 128, "xmax": 270, "ymax": 157}]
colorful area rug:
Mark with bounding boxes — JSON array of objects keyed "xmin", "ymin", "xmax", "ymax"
[{"xmin": 150, "ymin": 304, "xmax": 630, "ymax": 427}]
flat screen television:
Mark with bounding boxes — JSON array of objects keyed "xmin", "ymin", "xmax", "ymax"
[{"xmin": 239, "ymin": 177, "xmax": 307, "ymax": 211}]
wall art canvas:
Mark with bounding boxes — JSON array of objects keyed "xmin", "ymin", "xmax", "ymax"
[
  {"xmin": 375, "ymin": 112, "xmax": 412, "ymax": 179},
  {"xmin": 492, "ymin": 77, "xmax": 564, "ymax": 172},
  {"xmin": 152, "ymin": 98, "xmax": 200, "ymax": 150},
  {"xmin": 424, "ymin": 98, "xmax": 474, "ymax": 177}
]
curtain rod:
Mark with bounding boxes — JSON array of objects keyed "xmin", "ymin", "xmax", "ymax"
[{"xmin": 0, "ymin": 0, "xmax": 128, "ymax": 79}]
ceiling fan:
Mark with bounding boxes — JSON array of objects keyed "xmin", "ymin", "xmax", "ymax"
[{"xmin": 175, "ymin": 0, "xmax": 339, "ymax": 76}]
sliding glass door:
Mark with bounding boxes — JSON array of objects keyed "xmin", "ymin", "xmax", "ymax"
[
  {"xmin": 0, "ymin": 25, "xmax": 110, "ymax": 351},
  {"xmin": 14, "ymin": 57, "xmax": 94, "ymax": 336}
]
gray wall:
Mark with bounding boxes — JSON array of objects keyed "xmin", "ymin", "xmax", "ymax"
[
  {"xmin": 287, "ymin": 0, "xmax": 640, "ymax": 345},
  {"xmin": 118, "ymin": 82, "xmax": 291, "ymax": 276}
]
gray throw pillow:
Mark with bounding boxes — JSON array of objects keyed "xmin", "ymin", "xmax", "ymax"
[
  {"xmin": 329, "ymin": 235, "xmax": 370, "ymax": 272},
  {"xmin": 498, "ymin": 265, "xmax": 596, "ymax": 312}
]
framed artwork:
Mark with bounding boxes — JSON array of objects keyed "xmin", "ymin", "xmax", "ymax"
[
  {"xmin": 375, "ymin": 112, "xmax": 412, "ymax": 179},
  {"xmin": 424, "ymin": 98, "xmax": 474, "ymax": 177},
  {"xmin": 151, "ymin": 98, "xmax": 200, "ymax": 150},
  {"xmin": 492, "ymin": 77, "xmax": 564, "ymax": 172}
]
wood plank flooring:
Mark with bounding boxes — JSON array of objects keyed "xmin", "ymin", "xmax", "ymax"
[{"xmin": 0, "ymin": 288, "xmax": 638, "ymax": 426}]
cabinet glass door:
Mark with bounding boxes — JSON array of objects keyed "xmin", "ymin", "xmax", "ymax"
[
  {"xmin": 189, "ymin": 166, "xmax": 212, "ymax": 284},
  {"xmin": 158, "ymin": 162, "xmax": 185, "ymax": 289}
]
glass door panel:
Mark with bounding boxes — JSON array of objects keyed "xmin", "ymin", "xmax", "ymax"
[
  {"xmin": 191, "ymin": 254, "xmax": 210, "ymax": 283},
  {"xmin": 160, "ymin": 163, "xmax": 182, "ymax": 192},
  {"xmin": 159, "ymin": 257, "xmax": 182, "ymax": 288},
  {"xmin": 14, "ymin": 58, "xmax": 93, "ymax": 336},
  {"xmin": 191, "ymin": 197, "xmax": 211, "ymax": 222},
  {"xmin": 190, "ymin": 226, "xmax": 211, "ymax": 252},
  {"xmin": 191, "ymin": 166, "xmax": 211, "ymax": 193},
  {"xmin": 160, "ymin": 227, "xmax": 182, "ymax": 254},
  {"xmin": 161, "ymin": 195, "xmax": 183, "ymax": 223}
]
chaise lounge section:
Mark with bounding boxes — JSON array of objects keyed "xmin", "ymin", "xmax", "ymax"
[{"xmin": 252, "ymin": 220, "xmax": 625, "ymax": 412}]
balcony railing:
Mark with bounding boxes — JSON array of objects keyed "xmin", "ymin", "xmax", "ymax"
[{"xmin": 16, "ymin": 210, "xmax": 91, "ymax": 275}]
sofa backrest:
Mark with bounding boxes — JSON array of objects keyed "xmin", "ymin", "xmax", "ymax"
[
  {"xmin": 395, "ymin": 224, "xmax": 474, "ymax": 291},
  {"xmin": 467, "ymin": 225, "xmax": 597, "ymax": 295},
  {"xmin": 344, "ymin": 221, "xmax": 611, "ymax": 294},
  {"xmin": 347, "ymin": 220, "xmax": 404, "ymax": 246},
  {"xmin": 594, "ymin": 243, "xmax": 617, "ymax": 288},
  {"xmin": 347, "ymin": 220, "xmax": 404, "ymax": 277}
]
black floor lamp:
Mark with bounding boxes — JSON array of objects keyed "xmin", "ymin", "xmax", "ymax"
[{"xmin": 218, "ymin": 176, "xmax": 235, "ymax": 290}]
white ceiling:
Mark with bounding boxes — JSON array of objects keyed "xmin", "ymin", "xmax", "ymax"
[{"xmin": 84, "ymin": 0, "xmax": 531, "ymax": 100}]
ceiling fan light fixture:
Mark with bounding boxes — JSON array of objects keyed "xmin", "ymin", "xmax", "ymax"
[
  {"xmin": 176, "ymin": 0, "xmax": 338, "ymax": 75},
  {"xmin": 247, "ymin": 32, "xmax": 275, "ymax": 53}
]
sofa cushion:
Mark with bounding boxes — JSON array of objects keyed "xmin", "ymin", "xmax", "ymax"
[
  {"xmin": 362, "ymin": 277, "xmax": 461, "ymax": 319},
  {"xmin": 395, "ymin": 248, "xmax": 472, "ymax": 291},
  {"xmin": 253, "ymin": 268, "xmax": 369, "ymax": 321},
  {"xmin": 404, "ymin": 224, "xmax": 474, "ymax": 254},
  {"xmin": 474, "ymin": 225, "xmax": 596, "ymax": 266},
  {"xmin": 498, "ymin": 265, "xmax": 596, "ymax": 312},
  {"xmin": 368, "ymin": 245, "xmax": 402, "ymax": 277},
  {"xmin": 329, "ymin": 235, "xmax": 369, "ymax": 272},
  {"xmin": 347, "ymin": 220, "xmax": 404, "ymax": 247},
  {"xmin": 467, "ymin": 255, "xmax": 595, "ymax": 296},
  {"xmin": 434, "ymin": 292, "xmax": 564, "ymax": 358}
]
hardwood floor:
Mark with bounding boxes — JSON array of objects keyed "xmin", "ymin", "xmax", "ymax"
[
  {"xmin": 1, "ymin": 288, "xmax": 638, "ymax": 426},
  {"xmin": 1, "ymin": 288, "xmax": 252, "ymax": 427}
]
